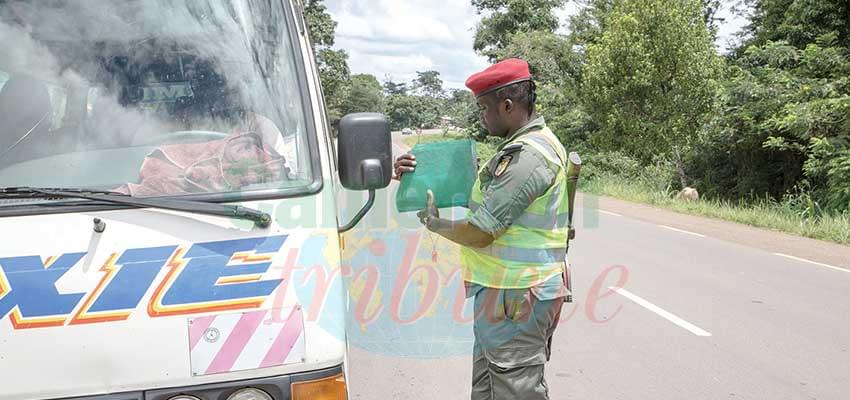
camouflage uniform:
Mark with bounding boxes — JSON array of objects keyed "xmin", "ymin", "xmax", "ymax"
[{"xmin": 465, "ymin": 117, "xmax": 568, "ymax": 400}]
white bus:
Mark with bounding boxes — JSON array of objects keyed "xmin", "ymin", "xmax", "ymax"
[{"xmin": 0, "ymin": 1, "xmax": 391, "ymax": 399}]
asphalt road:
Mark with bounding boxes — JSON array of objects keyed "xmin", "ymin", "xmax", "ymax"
[
  {"xmin": 390, "ymin": 128, "xmax": 445, "ymax": 148},
  {"xmin": 343, "ymin": 138, "xmax": 850, "ymax": 399}
]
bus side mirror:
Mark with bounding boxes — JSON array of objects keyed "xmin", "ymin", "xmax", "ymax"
[{"xmin": 338, "ymin": 113, "xmax": 392, "ymax": 191}]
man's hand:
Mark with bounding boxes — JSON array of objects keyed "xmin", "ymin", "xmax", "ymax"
[
  {"xmin": 417, "ymin": 189, "xmax": 439, "ymax": 230},
  {"xmin": 393, "ymin": 153, "xmax": 417, "ymax": 180}
]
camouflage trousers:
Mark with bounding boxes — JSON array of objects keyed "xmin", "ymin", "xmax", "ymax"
[{"xmin": 469, "ymin": 285, "xmax": 564, "ymax": 400}]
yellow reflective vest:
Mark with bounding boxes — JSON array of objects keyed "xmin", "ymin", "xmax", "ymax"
[{"xmin": 461, "ymin": 126, "xmax": 569, "ymax": 288}]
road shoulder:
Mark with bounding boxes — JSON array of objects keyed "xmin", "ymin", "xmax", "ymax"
[{"xmin": 581, "ymin": 193, "xmax": 850, "ymax": 270}]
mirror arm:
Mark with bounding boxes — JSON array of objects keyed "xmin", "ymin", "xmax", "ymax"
[{"xmin": 338, "ymin": 189, "xmax": 376, "ymax": 233}]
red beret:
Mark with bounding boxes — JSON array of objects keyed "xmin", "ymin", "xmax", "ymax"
[{"xmin": 465, "ymin": 58, "xmax": 532, "ymax": 97}]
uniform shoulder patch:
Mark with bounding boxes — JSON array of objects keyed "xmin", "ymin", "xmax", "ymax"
[
  {"xmin": 494, "ymin": 154, "xmax": 513, "ymax": 177},
  {"xmin": 491, "ymin": 143, "xmax": 523, "ymax": 177}
]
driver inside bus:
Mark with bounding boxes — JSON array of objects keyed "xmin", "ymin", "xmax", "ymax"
[
  {"xmin": 109, "ymin": 54, "xmax": 294, "ymax": 196},
  {"xmin": 116, "ymin": 113, "xmax": 292, "ymax": 197}
]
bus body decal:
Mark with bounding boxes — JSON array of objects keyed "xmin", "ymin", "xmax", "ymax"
[{"xmin": 0, "ymin": 236, "xmax": 288, "ymax": 330}]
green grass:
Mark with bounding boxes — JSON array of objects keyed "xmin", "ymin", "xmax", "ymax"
[{"xmin": 581, "ymin": 174, "xmax": 850, "ymax": 246}]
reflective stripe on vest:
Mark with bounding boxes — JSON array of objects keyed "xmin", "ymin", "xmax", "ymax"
[
  {"xmin": 470, "ymin": 200, "xmax": 569, "ymax": 230},
  {"xmin": 471, "ymin": 245, "xmax": 567, "ymax": 264},
  {"xmin": 461, "ymin": 126, "xmax": 570, "ymax": 288}
]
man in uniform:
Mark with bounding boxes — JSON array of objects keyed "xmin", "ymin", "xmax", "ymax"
[{"xmin": 394, "ymin": 58, "xmax": 571, "ymax": 400}]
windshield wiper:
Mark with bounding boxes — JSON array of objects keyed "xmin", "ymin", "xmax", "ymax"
[{"xmin": 0, "ymin": 187, "xmax": 271, "ymax": 228}]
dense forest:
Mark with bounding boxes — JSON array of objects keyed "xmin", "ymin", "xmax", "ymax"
[{"xmin": 306, "ymin": 0, "xmax": 850, "ymax": 217}]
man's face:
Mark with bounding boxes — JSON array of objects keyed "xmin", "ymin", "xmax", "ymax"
[{"xmin": 477, "ymin": 94, "xmax": 508, "ymax": 137}]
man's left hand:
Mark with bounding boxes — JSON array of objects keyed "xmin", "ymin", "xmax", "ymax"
[{"xmin": 417, "ymin": 189, "xmax": 439, "ymax": 230}]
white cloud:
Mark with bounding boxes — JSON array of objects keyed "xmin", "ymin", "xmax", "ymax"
[
  {"xmin": 334, "ymin": 10, "xmax": 453, "ymax": 43},
  {"xmin": 326, "ymin": 0, "xmax": 488, "ymax": 89},
  {"xmin": 324, "ymin": 1, "xmax": 750, "ymax": 89}
]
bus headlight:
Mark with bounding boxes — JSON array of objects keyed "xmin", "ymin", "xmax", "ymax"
[
  {"xmin": 226, "ymin": 388, "xmax": 273, "ymax": 400},
  {"xmin": 168, "ymin": 396, "xmax": 201, "ymax": 400},
  {"xmin": 291, "ymin": 373, "xmax": 347, "ymax": 400}
]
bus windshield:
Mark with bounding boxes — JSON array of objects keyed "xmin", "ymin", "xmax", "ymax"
[{"xmin": 0, "ymin": 0, "xmax": 315, "ymax": 201}]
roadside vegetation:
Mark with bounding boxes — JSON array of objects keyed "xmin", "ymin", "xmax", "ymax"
[
  {"xmin": 406, "ymin": 132, "xmax": 850, "ymax": 246},
  {"xmin": 581, "ymin": 172, "xmax": 850, "ymax": 246},
  {"xmin": 306, "ymin": 0, "xmax": 850, "ymax": 246}
]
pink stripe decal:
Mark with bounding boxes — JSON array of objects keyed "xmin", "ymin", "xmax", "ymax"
[
  {"xmin": 205, "ymin": 310, "xmax": 267, "ymax": 374},
  {"xmin": 271, "ymin": 249, "xmax": 299, "ymax": 323},
  {"xmin": 259, "ymin": 306, "xmax": 304, "ymax": 368},
  {"xmin": 189, "ymin": 315, "xmax": 216, "ymax": 350}
]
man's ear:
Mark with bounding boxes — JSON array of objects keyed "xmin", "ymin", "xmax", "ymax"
[{"xmin": 503, "ymin": 98, "xmax": 514, "ymax": 114}]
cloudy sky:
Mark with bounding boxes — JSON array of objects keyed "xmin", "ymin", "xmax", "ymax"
[{"xmin": 324, "ymin": 0, "xmax": 748, "ymax": 90}]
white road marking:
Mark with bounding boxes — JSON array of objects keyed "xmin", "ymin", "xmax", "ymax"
[
  {"xmin": 773, "ymin": 253, "xmax": 848, "ymax": 273},
  {"xmin": 599, "ymin": 210, "xmax": 623, "ymax": 217},
  {"xmin": 657, "ymin": 224, "xmax": 706, "ymax": 238},
  {"xmin": 610, "ymin": 287, "xmax": 713, "ymax": 337}
]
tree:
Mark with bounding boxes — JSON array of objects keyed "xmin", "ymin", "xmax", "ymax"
[
  {"xmin": 342, "ymin": 74, "xmax": 384, "ymax": 115},
  {"xmin": 413, "ymin": 70, "xmax": 445, "ymax": 98},
  {"xmin": 385, "ymin": 95, "xmax": 441, "ymax": 131},
  {"xmin": 383, "ymin": 78, "xmax": 409, "ymax": 96},
  {"xmin": 690, "ymin": 34, "xmax": 850, "ymax": 211},
  {"xmin": 316, "ymin": 48, "xmax": 351, "ymax": 124},
  {"xmin": 701, "ymin": 0, "xmax": 723, "ymax": 41},
  {"xmin": 495, "ymin": 31, "xmax": 579, "ymax": 85},
  {"xmin": 494, "ymin": 30, "xmax": 590, "ymax": 149},
  {"xmin": 684, "ymin": 0, "xmax": 850, "ymax": 212},
  {"xmin": 582, "ymin": 0, "xmax": 722, "ymax": 187},
  {"xmin": 567, "ymin": 0, "xmax": 721, "ymax": 53},
  {"xmin": 472, "ymin": 0, "xmax": 565, "ymax": 60},
  {"xmin": 445, "ymin": 89, "xmax": 480, "ymax": 134},
  {"xmin": 304, "ymin": 0, "xmax": 351, "ymax": 126},
  {"xmin": 448, "ymin": 89, "xmax": 473, "ymax": 101},
  {"xmin": 741, "ymin": 0, "xmax": 850, "ymax": 49},
  {"xmin": 566, "ymin": 0, "xmax": 618, "ymax": 51},
  {"xmin": 303, "ymin": 0, "xmax": 336, "ymax": 48}
]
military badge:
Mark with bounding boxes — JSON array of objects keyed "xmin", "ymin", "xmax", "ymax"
[{"xmin": 494, "ymin": 155, "xmax": 512, "ymax": 177}]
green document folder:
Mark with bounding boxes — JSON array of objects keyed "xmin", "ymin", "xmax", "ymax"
[{"xmin": 395, "ymin": 139, "xmax": 477, "ymax": 213}]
